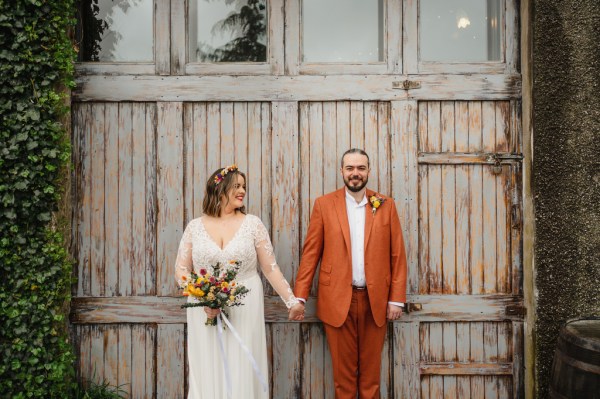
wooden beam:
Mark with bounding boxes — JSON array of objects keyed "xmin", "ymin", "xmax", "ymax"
[
  {"xmin": 73, "ymin": 74, "xmax": 521, "ymax": 102},
  {"xmin": 70, "ymin": 294, "xmax": 524, "ymax": 324},
  {"xmin": 420, "ymin": 362, "xmax": 513, "ymax": 376}
]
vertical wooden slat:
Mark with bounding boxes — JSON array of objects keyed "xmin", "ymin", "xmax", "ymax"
[
  {"xmin": 443, "ymin": 322, "xmax": 457, "ymax": 398},
  {"xmin": 455, "ymin": 101, "xmax": 471, "ymax": 294},
  {"xmin": 249, "ymin": 103, "xmax": 264, "ymax": 216},
  {"xmin": 495, "ymin": 101, "xmax": 510, "ymax": 152},
  {"xmin": 469, "ymin": 102, "xmax": 484, "ymax": 294},
  {"xmin": 309, "ymin": 102, "xmax": 324, "ymax": 210},
  {"xmin": 183, "ymin": 103, "xmax": 195, "ymax": 225},
  {"xmin": 156, "ymin": 324, "xmax": 185, "ymax": 399},
  {"xmin": 220, "ymin": 102, "xmax": 235, "ymax": 166},
  {"xmin": 394, "ymin": 322, "xmax": 420, "ymax": 399},
  {"xmin": 155, "ymin": 0, "xmax": 170, "ymax": 75},
  {"xmin": 170, "ymin": 0, "xmax": 185, "ymax": 75},
  {"xmin": 402, "ymin": 0, "xmax": 418, "ymax": 73},
  {"xmin": 118, "ymin": 103, "xmax": 133, "ymax": 296},
  {"xmin": 131, "ymin": 103, "xmax": 147, "ymax": 295},
  {"xmin": 336, "ymin": 101, "xmax": 351, "ymax": 188},
  {"xmin": 364, "ymin": 101, "xmax": 379, "ymax": 190},
  {"xmin": 418, "ymin": 164, "xmax": 429, "ymax": 294},
  {"xmin": 234, "ymin": 102, "xmax": 249, "ymax": 178},
  {"xmin": 117, "ymin": 326, "xmax": 132, "ymax": 395},
  {"xmin": 130, "ymin": 325, "xmax": 146, "ymax": 398},
  {"xmin": 441, "ymin": 102, "xmax": 456, "ymax": 294},
  {"xmin": 497, "ymin": 166, "xmax": 510, "ymax": 293},
  {"xmin": 350, "ymin": 101, "xmax": 364, "ymax": 149},
  {"xmin": 470, "ymin": 323, "xmax": 485, "ymax": 399},
  {"xmin": 104, "ymin": 327, "xmax": 118, "ymax": 387},
  {"xmin": 90, "ymin": 104, "xmax": 105, "ymax": 297},
  {"xmin": 78, "ymin": 103, "xmax": 92, "ymax": 296},
  {"xmin": 157, "ymin": 102, "xmax": 184, "ymax": 296},
  {"xmin": 271, "ymin": 324, "xmax": 301, "ymax": 398},
  {"xmin": 387, "ymin": 0, "xmax": 402, "ymax": 73},
  {"xmin": 456, "ymin": 322, "xmax": 471, "ymax": 398},
  {"xmin": 482, "ymin": 101, "xmax": 497, "ymax": 294},
  {"xmin": 90, "ymin": 326, "xmax": 104, "ymax": 383},
  {"xmin": 511, "ymin": 164, "xmax": 523, "ymax": 296},
  {"xmin": 484, "ymin": 322, "xmax": 499, "ymax": 399},
  {"xmin": 145, "ymin": 103, "xmax": 157, "ymax": 295},
  {"xmin": 192, "ymin": 103, "xmax": 207, "ymax": 218},
  {"xmin": 283, "ymin": 0, "xmax": 299, "ymax": 75},
  {"xmin": 78, "ymin": 326, "xmax": 91, "ymax": 387},
  {"xmin": 271, "ymin": 102, "xmax": 299, "ymax": 282},
  {"xmin": 377, "ymin": 102, "xmax": 391, "ymax": 196},
  {"xmin": 498, "ymin": 322, "xmax": 512, "ymax": 398},
  {"xmin": 429, "ymin": 323, "xmax": 444, "ymax": 397},
  {"xmin": 513, "ymin": 321, "xmax": 524, "ymax": 399},
  {"xmin": 104, "ymin": 104, "xmax": 119, "ymax": 296},
  {"xmin": 379, "ymin": 328, "xmax": 391, "ymax": 398},
  {"xmin": 299, "ymin": 103, "xmax": 311, "ymax": 290},
  {"xmin": 392, "ymin": 101, "xmax": 419, "ymax": 294},
  {"xmin": 261, "ymin": 103, "xmax": 272, "ymax": 228},
  {"xmin": 146, "ymin": 325, "xmax": 156, "ymax": 398},
  {"xmin": 506, "ymin": 0, "xmax": 519, "ymax": 73},
  {"xmin": 206, "ymin": 103, "xmax": 221, "ymax": 172},
  {"xmin": 270, "ymin": 0, "xmax": 285, "ymax": 75},
  {"xmin": 322, "ymin": 102, "xmax": 338, "ymax": 194}
]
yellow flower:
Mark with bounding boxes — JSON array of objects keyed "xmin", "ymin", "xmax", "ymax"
[
  {"xmin": 229, "ymin": 296, "xmax": 235, "ymax": 301},
  {"xmin": 207, "ymin": 293, "xmax": 215, "ymax": 301},
  {"xmin": 221, "ymin": 282, "xmax": 229, "ymax": 288}
]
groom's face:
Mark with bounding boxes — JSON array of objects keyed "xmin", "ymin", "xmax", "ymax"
[{"xmin": 341, "ymin": 153, "xmax": 370, "ymax": 193}]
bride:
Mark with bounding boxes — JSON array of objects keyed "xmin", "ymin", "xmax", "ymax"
[{"xmin": 174, "ymin": 164, "xmax": 305, "ymax": 398}]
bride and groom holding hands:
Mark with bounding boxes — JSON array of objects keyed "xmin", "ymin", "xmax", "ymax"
[{"xmin": 175, "ymin": 148, "xmax": 407, "ymax": 399}]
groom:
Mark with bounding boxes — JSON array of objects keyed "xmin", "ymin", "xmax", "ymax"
[{"xmin": 290, "ymin": 148, "xmax": 407, "ymax": 398}]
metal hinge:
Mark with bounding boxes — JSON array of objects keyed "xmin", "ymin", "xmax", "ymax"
[
  {"xmin": 393, "ymin": 80, "xmax": 421, "ymax": 90},
  {"xmin": 506, "ymin": 305, "xmax": 526, "ymax": 316}
]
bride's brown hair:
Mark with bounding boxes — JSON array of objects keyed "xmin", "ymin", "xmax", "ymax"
[{"xmin": 202, "ymin": 167, "xmax": 247, "ymax": 217}]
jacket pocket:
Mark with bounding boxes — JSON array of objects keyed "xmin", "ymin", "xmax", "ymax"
[{"xmin": 319, "ymin": 263, "xmax": 332, "ymax": 285}]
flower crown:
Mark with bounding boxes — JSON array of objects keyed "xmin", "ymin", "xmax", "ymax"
[{"xmin": 213, "ymin": 164, "xmax": 238, "ymax": 185}]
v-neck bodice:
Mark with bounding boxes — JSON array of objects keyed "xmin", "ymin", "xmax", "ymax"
[{"xmin": 198, "ymin": 215, "xmax": 248, "ymax": 251}]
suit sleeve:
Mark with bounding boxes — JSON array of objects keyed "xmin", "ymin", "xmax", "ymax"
[
  {"xmin": 388, "ymin": 200, "xmax": 408, "ymax": 303},
  {"xmin": 294, "ymin": 198, "xmax": 325, "ymax": 300}
]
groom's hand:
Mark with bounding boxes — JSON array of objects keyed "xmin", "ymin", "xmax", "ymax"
[
  {"xmin": 288, "ymin": 303, "xmax": 305, "ymax": 321},
  {"xmin": 386, "ymin": 304, "xmax": 403, "ymax": 321}
]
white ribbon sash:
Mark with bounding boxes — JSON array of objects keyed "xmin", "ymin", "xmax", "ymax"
[{"xmin": 216, "ymin": 313, "xmax": 268, "ymax": 398}]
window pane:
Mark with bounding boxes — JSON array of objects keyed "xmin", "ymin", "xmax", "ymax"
[
  {"xmin": 189, "ymin": 0, "xmax": 267, "ymax": 63},
  {"xmin": 420, "ymin": 0, "xmax": 502, "ymax": 62},
  {"xmin": 79, "ymin": 0, "xmax": 153, "ymax": 62},
  {"xmin": 303, "ymin": 0, "xmax": 384, "ymax": 63}
]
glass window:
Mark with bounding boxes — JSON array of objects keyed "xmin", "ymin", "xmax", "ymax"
[
  {"xmin": 420, "ymin": 0, "xmax": 502, "ymax": 62},
  {"xmin": 189, "ymin": 0, "xmax": 268, "ymax": 63},
  {"xmin": 78, "ymin": 0, "xmax": 154, "ymax": 62},
  {"xmin": 302, "ymin": 0, "xmax": 384, "ymax": 63}
]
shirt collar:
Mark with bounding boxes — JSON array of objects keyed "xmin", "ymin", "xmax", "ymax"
[{"xmin": 345, "ymin": 188, "xmax": 368, "ymax": 207}]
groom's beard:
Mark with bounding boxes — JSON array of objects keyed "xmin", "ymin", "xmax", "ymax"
[{"xmin": 344, "ymin": 175, "xmax": 368, "ymax": 192}]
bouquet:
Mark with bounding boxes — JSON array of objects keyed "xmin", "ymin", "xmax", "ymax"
[{"xmin": 180, "ymin": 261, "xmax": 250, "ymax": 326}]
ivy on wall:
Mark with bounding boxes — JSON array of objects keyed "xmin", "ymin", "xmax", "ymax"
[{"xmin": 0, "ymin": 0, "xmax": 76, "ymax": 397}]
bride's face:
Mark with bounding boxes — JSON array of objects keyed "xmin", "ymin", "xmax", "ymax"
[{"xmin": 222, "ymin": 174, "xmax": 246, "ymax": 212}]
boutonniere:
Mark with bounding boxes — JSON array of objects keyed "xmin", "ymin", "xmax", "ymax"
[{"xmin": 369, "ymin": 194, "xmax": 386, "ymax": 216}]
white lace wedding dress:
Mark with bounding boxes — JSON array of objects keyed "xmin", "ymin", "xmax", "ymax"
[{"xmin": 174, "ymin": 214, "xmax": 298, "ymax": 399}]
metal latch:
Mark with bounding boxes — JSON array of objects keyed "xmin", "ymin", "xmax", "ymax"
[
  {"xmin": 486, "ymin": 153, "xmax": 503, "ymax": 175},
  {"xmin": 393, "ymin": 80, "xmax": 421, "ymax": 90},
  {"xmin": 406, "ymin": 302, "xmax": 423, "ymax": 313}
]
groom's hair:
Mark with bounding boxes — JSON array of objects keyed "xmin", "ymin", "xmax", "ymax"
[{"xmin": 341, "ymin": 148, "xmax": 370, "ymax": 168}]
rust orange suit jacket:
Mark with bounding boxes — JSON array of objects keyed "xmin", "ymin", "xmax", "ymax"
[{"xmin": 294, "ymin": 188, "xmax": 408, "ymax": 328}]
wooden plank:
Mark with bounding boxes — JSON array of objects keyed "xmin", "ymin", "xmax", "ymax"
[
  {"xmin": 234, "ymin": 102, "xmax": 249, "ymax": 179},
  {"xmin": 156, "ymin": 324, "xmax": 185, "ymax": 399},
  {"xmin": 270, "ymin": 0, "xmax": 285, "ymax": 75},
  {"xmin": 457, "ymin": 322, "xmax": 472, "ymax": 398},
  {"xmin": 302, "ymin": 323, "xmax": 331, "ymax": 399},
  {"xmin": 130, "ymin": 325, "xmax": 146, "ymax": 398},
  {"xmin": 513, "ymin": 321, "xmax": 524, "ymax": 399},
  {"xmin": 309, "ymin": 102, "xmax": 324, "ymax": 209},
  {"xmin": 420, "ymin": 363, "xmax": 513, "ymax": 376},
  {"xmin": 75, "ymin": 63, "xmax": 154, "ymax": 76},
  {"xmin": 511, "ymin": 165, "xmax": 523, "ymax": 296},
  {"xmin": 131, "ymin": 103, "xmax": 147, "ymax": 295},
  {"xmin": 280, "ymin": 0, "xmax": 302, "ymax": 76},
  {"xmin": 391, "ymin": 101, "xmax": 419, "ymax": 294},
  {"xmin": 192, "ymin": 103, "xmax": 207, "ymax": 218},
  {"xmin": 393, "ymin": 322, "xmax": 420, "ymax": 399},
  {"xmin": 156, "ymin": 102, "xmax": 184, "ymax": 296},
  {"xmin": 104, "ymin": 104, "xmax": 119, "ymax": 296},
  {"xmin": 379, "ymin": 327, "xmax": 391, "ymax": 398},
  {"xmin": 117, "ymin": 326, "xmax": 132, "ymax": 394},
  {"xmin": 469, "ymin": 103, "xmax": 484, "ymax": 295},
  {"xmin": 249, "ymin": 103, "xmax": 264, "ymax": 216},
  {"xmin": 77, "ymin": 103, "xmax": 92, "ymax": 296},
  {"xmin": 104, "ymin": 327, "xmax": 118, "ymax": 387},
  {"xmin": 220, "ymin": 102, "xmax": 235, "ymax": 166},
  {"xmin": 271, "ymin": 102, "xmax": 299, "ymax": 282},
  {"xmin": 145, "ymin": 325, "xmax": 156, "ymax": 398},
  {"xmin": 482, "ymin": 101, "xmax": 498, "ymax": 294},
  {"xmin": 90, "ymin": 104, "xmax": 105, "ymax": 297},
  {"xmin": 430, "ymin": 375, "xmax": 444, "ymax": 399},
  {"xmin": 90, "ymin": 326, "xmax": 104, "ymax": 382},
  {"xmin": 506, "ymin": 0, "xmax": 519, "ymax": 73},
  {"xmin": 183, "ymin": 103, "xmax": 194, "ymax": 224},
  {"xmin": 78, "ymin": 326, "xmax": 91, "ymax": 387},
  {"xmin": 145, "ymin": 103, "xmax": 157, "ymax": 295},
  {"xmin": 496, "ymin": 101, "xmax": 511, "ymax": 152},
  {"xmin": 335, "ymin": 101, "xmax": 351, "ymax": 189},
  {"xmin": 402, "ymin": 0, "xmax": 418, "ymax": 73},
  {"xmin": 418, "ymin": 153, "xmax": 523, "ymax": 165},
  {"xmin": 377, "ymin": 102, "xmax": 391, "ymax": 195},
  {"xmin": 118, "ymin": 104, "xmax": 133, "ymax": 296},
  {"xmin": 470, "ymin": 322, "xmax": 485, "ymax": 399},
  {"xmin": 170, "ymin": 0, "xmax": 185, "ymax": 75},
  {"xmin": 271, "ymin": 324, "xmax": 301, "ymax": 398},
  {"xmin": 155, "ymin": 0, "xmax": 170, "ymax": 75},
  {"xmin": 428, "ymin": 164, "xmax": 443, "ymax": 294},
  {"xmin": 322, "ymin": 102, "xmax": 338, "ymax": 194},
  {"xmin": 70, "ymin": 294, "xmax": 524, "ymax": 324},
  {"xmin": 74, "ymin": 74, "xmax": 522, "ymax": 102},
  {"xmin": 441, "ymin": 164, "xmax": 456, "ymax": 294},
  {"xmin": 206, "ymin": 103, "xmax": 221, "ymax": 173},
  {"xmin": 497, "ymin": 166, "xmax": 510, "ymax": 293},
  {"xmin": 418, "ymin": 163, "xmax": 429, "ymax": 294},
  {"xmin": 387, "ymin": 0, "xmax": 402, "ymax": 74},
  {"xmin": 442, "ymin": 322, "xmax": 457, "ymax": 398},
  {"xmin": 454, "ymin": 101, "xmax": 471, "ymax": 295},
  {"xmin": 299, "ymin": 103, "xmax": 311, "ymax": 288},
  {"xmin": 350, "ymin": 101, "xmax": 365, "ymax": 149},
  {"xmin": 364, "ymin": 102, "xmax": 379, "ymax": 190},
  {"xmin": 261, "ymin": 103, "xmax": 272, "ymax": 227}
]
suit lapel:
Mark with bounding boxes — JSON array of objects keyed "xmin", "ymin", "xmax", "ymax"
[
  {"xmin": 364, "ymin": 189, "xmax": 375, "ymax": 249},
  {"xmin": 333, "ymin": 189, "xmax": 352, "ymax": 257}
]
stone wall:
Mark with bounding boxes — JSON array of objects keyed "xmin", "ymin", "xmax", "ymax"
[{"xmin": 532, "ymin": 1, "xmax": 600, "ymax": 397}]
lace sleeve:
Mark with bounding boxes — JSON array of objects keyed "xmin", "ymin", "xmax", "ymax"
[
  {"xmin": 174, "ymin": 220, "xmax": 194, "ymax": 287},
  {"xmin": 253, "ymin": 217, "xmax": 299, "ymax": 309}
]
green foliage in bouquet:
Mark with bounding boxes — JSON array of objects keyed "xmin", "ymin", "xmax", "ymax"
[
  {"xmin": 0, "ymin": 0, "xmax": 77, "ymax": 397},
  {"xmin": 180, "ymin": 261, "xmax": 251, "ymax": 326}
]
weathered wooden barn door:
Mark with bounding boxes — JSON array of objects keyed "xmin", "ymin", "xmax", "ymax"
[{"xmin": 70, "ymin": 0, "xmax": 524, "ymax": 398}]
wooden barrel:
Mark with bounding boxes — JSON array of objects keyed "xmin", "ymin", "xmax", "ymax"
[{"xmin": 550, "ymin": 318, "xmax": 600, "ymax": 399}]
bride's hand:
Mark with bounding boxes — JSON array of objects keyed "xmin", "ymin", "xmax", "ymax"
[
  {"xmin": 204, "ymin": 307, "xmax": 221, "ymax": 319},
  {"xmin": 288, "ymin": 303, "xmax": 305, "ymax": 321}
]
